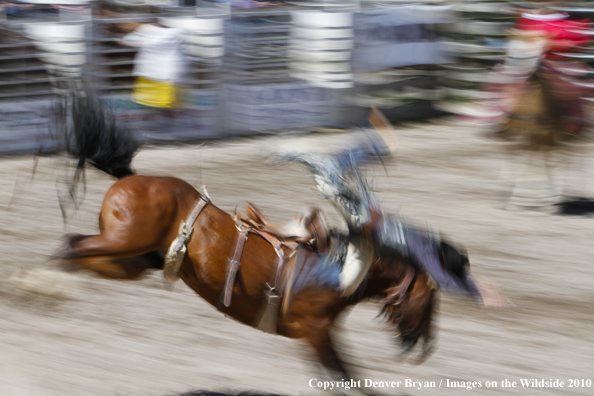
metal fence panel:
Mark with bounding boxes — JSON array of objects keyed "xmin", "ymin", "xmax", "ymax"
[{"xmin": 0, "ymin": 4, "xmax": 450, "ymax": 155}]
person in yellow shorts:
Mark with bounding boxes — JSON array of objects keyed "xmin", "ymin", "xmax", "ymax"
[{"xmin": 120, "ymin": 22, "xmax": 188, "ymax": 109}]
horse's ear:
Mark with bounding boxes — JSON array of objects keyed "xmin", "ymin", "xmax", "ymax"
[{"xmin": 440, "ymin": 241, "xmax": 469, "ymax": 276}]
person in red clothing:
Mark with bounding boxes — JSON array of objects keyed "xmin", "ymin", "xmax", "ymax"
[
  {"xmin": 467, "ymin": 4, "xmax": 593, "ymax": 134},
  {"xmin": 466, "ymin": 4, "xmax": 594, "ymax": 210},
  {"xmin": 515, "ymin": 9, "xmax": 590, "ymax": 57},
  {"xmin": 507, "ymin": 6, "xmax": 593, "ymax": 140},
  {"xmin": 518, "ymin": 8, "xmax": 593, "ymax": 136}
]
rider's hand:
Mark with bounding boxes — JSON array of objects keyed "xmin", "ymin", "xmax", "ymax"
[{"xmin": 474, "ymin": 277, "xmax": 512, "ymax": 310}]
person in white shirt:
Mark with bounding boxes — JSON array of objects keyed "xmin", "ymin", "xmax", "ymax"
[{"xmin": 120, "ymin": 22, "xmax": 188, "ymax": 109}]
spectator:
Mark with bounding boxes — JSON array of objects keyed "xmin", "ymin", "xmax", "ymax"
[{"xmin": 119, "ymin": 21, "xmax": 188, "ymax": 110}]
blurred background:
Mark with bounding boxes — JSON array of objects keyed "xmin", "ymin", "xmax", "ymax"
[{"xmin": 3, "ymin": 0, "xmax": 592, "ymax": 153}]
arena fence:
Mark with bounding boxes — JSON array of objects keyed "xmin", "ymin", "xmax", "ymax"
[{"xmin": 0, "ymin": 2, "xmax": 449, "ymax": 155}]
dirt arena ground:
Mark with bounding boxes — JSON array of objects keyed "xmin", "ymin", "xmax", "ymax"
[{"xmin": 0, "ymin": 120, "xmax": 593, "ymax": 396}]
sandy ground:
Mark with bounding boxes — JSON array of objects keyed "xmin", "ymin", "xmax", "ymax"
[{"xmin": 0, "ymin": 120, "xmax": 593, "ymax": 396}]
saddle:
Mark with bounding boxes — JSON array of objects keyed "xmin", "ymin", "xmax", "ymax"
[
  {"xmin": 242, "ymin": 202, "xmax": 330, "ymax": 253},
  {"xmin": 222, "ymin": 203, "xmax": 333, "ymax": 333}
]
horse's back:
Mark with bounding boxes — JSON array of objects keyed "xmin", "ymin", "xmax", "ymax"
[{"xmin": 104, "ymin": 175, "xmax": 199, "ymax": 207}]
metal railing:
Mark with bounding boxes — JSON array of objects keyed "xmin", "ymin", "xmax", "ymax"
[{"xmin": 0, "ymin": 2, "xmax": 449, "ymax": 154}]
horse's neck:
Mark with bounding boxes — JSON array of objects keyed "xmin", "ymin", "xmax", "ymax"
[{"xmin": 358, "ymin": 258, "xmax": 415, "ymax": 300}]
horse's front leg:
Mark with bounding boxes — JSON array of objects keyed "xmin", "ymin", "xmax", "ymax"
[
  {"xmin": 306, "ymin": 329, "xmax": 370, "ymax": 394},
  {"xmin": 307, "ymin": 326, "xmax": 349, "ymax": 381},
  {"xmin": 307, "ymin": 326, "xmax": 402, "ymax": 396}
]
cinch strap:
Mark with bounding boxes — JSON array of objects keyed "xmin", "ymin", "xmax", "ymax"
[{"xmin": 222, "ymin": 226, "xmax": 250, "ymax": 307}]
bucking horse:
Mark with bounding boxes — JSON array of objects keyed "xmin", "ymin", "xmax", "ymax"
[{"xmin": 55, "ymin": 90, "xmax": 495, "ymax": 389}]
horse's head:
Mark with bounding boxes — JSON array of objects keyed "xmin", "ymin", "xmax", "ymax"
[
  {"xmin": 379, "ymin": 268, "xmax": 438, "ymax": 365},
  {"xmin": 439, "ymin": 239, "xmax": 469, "ymax": 277}
]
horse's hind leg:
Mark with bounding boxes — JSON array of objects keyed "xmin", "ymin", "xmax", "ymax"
[
  {"xmin": 60, "ymin": 234, "xmax": 165, "ymax": 280},
  {"xmin": 62, "ymin": 231, "xmax": 161, "ymax": 260},
  {"xmin": 70, "ymin": 251, "xmax": 164, "ymax": 280}
]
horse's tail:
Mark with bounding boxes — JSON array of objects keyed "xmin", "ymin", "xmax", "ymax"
[{"xmin": 67, "ymin": 90, "xmax": 139, "ymax": 179}]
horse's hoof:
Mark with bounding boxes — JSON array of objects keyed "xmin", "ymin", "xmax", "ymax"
[{"xmin": 400, "ymin": 339, "xmax": 416, "ymax": 354}]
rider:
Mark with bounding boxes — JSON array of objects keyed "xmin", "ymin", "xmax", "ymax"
[
  {"xmin": 468, "ymin": 4, "xmax": 592, "ymax": 135},
  {"xmin": 514, "ymin": 6, "xmax": 593, "ymax": 136},
  {"xmin": 289, "ymin": 128, "xmax": 505, "ymax": 307}
]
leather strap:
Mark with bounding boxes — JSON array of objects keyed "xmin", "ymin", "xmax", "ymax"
[
  {"xmin": 250, "ymin": 228, "xmax": 287, "ymax": 287},
  {"xmin": 222, "ymin": 226, "xmax": 250, "ymax": 307},
  {"xmin": 170, "ymin": 196, "xmax": 210, "ymax": 253},
  {"xmin": 163, "ymin": 195, "xmax": 210, "ymax": 283}
]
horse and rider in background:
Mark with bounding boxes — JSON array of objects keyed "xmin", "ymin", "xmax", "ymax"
[{"xmin": 468, "ymin": 4, "xmax": 594, "ymax": 209}]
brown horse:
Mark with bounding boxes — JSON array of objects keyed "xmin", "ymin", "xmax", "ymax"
[
  {"xmin": 497, "ymin": 56, "xmax": 593, "ymax": 210},
  {"xmin": 58, "ymin": 92, "xmax": 437, "ymax": 383}
]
